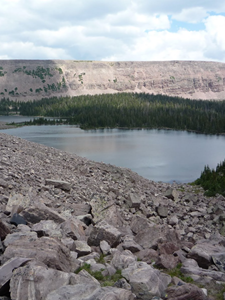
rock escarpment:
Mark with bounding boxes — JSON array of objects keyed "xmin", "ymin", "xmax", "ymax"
[
  {"xmin": 1, "ymin": 132, "xmax": 225, "ymax": 299},
  {"xmin": 0, "ymin": 60, "xmax": 225, "ymax": 101}
]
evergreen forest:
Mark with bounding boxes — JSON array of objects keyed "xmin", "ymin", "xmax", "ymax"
[
  {"xmin": 194, "ymin": 160, "xmax": 225, "ymax": 196},
  {"xmin": 1, "ymin": 93, "xmax": 225, "ymax": 133}
]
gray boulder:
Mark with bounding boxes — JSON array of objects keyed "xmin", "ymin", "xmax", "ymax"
[
  {"xmin": 0, "ymin": 220, "xmax": 10, "ymax": 240},
  {"xmin": 90, "ymin": 194, "xmax": 123, "ymax": 226},
  {"xmin": 45, "ymin": 284, "xmax": 135, "ymax": 300},
  {"xmin": 134, "ymin": 224, "xmax": 180, "ymax": 250},
  {"xmin": 156, "ymin": 205, "xmax": 168, "ymax": 218},
  {"xmin": 164, "ymin": 189, "xmax": 179, "ymax": 202},
  {"xmin": 181, "ymin": 259, "xmax": 225, "ymax": 283},
  {"xmin": 72, "ymin": 203, "xmax": 91, "ymax": 216},
  {"xmin": 111, "ymin": 250, "xmax": 137, "ymax": 270},
  {"xmin": 126, "ymin": 193, "xmax": 141, "ymax": 209},
  {"xmin": 121, "ymin": 236, "xmax": 143, "ymax": 253},
  {"xmin": 60, "ymin": 218, "xmax": 86, "ymax": 240},
  {"xmin": 74, "ymin": 240, "xmax": 92, "ymax": 257},
  {"xmin": 87, "ymin": 221, "xmax": 122, "ymax": 247},
  {"xmin": 100, "ymin": 240, "xmax": 111, "ymax": 255},
  {"xmin": 158, "ymin": 242, "xmax": 180, "ymax": 255},
  {"xmin": 32, "ymin": 220, "xmax": 62, "ymax": 238},
  {"xmin": 0, "ymin": 258, "xmax": 31, "ymax": 293},
  {"xmin": 45, "ymin": 179, "xmax": 71, "ymax": 191},
  {"xmin": 212, "ymin": 253, "xmax": 225, "ymax": 272},
  {"xmin": 6, "ymin": 193, "xmax": 30, "ymax": 213},
  {"xmin": 169, "ymin": 215, "xmax": 179, "ymax": 226},
  {"xmin": 155, "ymin": 254, "xmax": 179, "ymax": 269},
  {"xmin": 10, "ymin": 261, "xmax": 76, "ymax": 300},
  {"xmin": 187, "ymin": 240, "xmax": 225, "ymax": 268},
  {"xmin": 3, "ymin": 231, "xmax": 38, "ymax": 247},
  {"xmin": 166, "ymin": 283, "xmax": 209, "ymax": 300},
  {"xmin": 135, "ymin": 249, "xmax": 159, "ymax": 264},
  {"xmin": 122, "ymin": 261, "xmax": 171, "ymax": 299},
  {"xmin": 130, "ymin": 215, "xmax": 150, "ymax": 235},
  {"xmin": 21, "ymin": 205, "xmax": 65, "ymax": 224},
  {"xmin": 2, "ymin": 236, "xmax": 72, "ymax": 272}
]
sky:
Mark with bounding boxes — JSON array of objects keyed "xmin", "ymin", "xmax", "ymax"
[{"xmin": 1, "ymin": 0, "xmax": 225, "ymax": 62}]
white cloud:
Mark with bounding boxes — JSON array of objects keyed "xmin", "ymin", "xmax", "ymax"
[
  {"xmin": 0, "ymin": 0, "xmax": 225, "ymax": 62},
  {"xmin": 204, "ymin": 15, "xmax": 225, "ymax": 48},
  {"xmin": 0, "ymin": 42, "xmax": 71, "ymax": 60},
  {"xmin": 203, "ymin": 15, "xmax": 225, "ymax": 60},
  {"xmin": 136, "ymin": 0, "xmax": 225, "ymax": 15},
  {"xmin": 172, "ymin": 7, "xmax": 209, "ymax": 23},
  {"xmin": 103, "ymin": 29, "xmax": 207, "ymax": 61}
]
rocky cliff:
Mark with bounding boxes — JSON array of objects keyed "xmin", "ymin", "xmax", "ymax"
[
  {"xmin": 0, "ymin": 60, "xmax": 225, "ymax": 101},
  {"xmin": 1, "ymin": 132, "xmax": 225, "ymax": 299}
]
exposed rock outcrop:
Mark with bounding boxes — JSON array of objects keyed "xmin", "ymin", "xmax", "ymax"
[{"xmin": 0, "ymin": 60, "xmax": 225, "ymax": 101}]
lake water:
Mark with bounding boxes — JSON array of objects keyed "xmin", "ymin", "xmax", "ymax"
[{"xmin": 1, "ymin": 115, "xmax": 225, "ymax": 183}]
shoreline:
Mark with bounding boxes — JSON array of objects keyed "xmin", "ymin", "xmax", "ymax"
[{"xmin": 0, "ymin": 121, "xmax": 16, "ymax": 130}]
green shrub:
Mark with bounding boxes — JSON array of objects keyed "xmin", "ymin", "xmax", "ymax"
[
  {"xmin": 75, "ymin": 263, "xmax": 123, "ymax": 287},
  {"xmin": 166, "ymin": 263, "xmax": 194, "ymax": 283}
]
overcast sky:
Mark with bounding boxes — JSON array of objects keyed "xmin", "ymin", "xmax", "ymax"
[{"xmin": 1, "ymin": 0, "xmax": 225, "ymax": 62}]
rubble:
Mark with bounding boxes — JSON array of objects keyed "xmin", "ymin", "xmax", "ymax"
[{"xmin": 0, "ymin": 132, "xmax": 225, "ymax": 299}]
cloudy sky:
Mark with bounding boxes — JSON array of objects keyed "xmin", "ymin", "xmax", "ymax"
[{"xmin": 1, "ymin": 0, "xmax": 225, "ymax": 62}]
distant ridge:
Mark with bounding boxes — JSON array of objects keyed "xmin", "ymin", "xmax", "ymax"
[{"xmin": 0, "ymin": 60, "xmax": 225, "ymax": 101}]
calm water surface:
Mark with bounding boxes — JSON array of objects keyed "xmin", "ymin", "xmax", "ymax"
[{"xmin": 1, "ymin": 116, "xmax": 225, "ymax": 183}]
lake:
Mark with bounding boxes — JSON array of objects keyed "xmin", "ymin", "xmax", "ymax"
[{"xmin": 1, "ymin": 115, "xmax": 225, "ymax": 183}]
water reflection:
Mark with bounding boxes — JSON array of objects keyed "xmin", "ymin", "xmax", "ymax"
[{"xmin": 1, "ymin": 118, "xmax": 225, "ymax": 183}]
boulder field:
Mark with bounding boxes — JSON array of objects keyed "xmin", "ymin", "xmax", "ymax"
[
  {"xmin": 0, "ymin": 60, "xmax": 225, "ymax": 101},
  {"xmin": 0, "ymin": 132, "xmax": 225, "ymax": 299}
]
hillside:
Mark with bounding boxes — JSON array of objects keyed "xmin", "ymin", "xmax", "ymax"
[
  {"xmin": 1, "ymin": 132, "xmax": 225, "ymax": 299},
  {"xmin": 0, "ymin": 60, "xmax": 225, "ymax": 101}
]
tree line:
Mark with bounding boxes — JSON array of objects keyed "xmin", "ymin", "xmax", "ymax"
[
  {"xmin": 1, "ymin": 93, "xmax": 225, "ymax": 133},
  {"xmin": 194, "ymin": 160, "xmax": 225, "ymax": 196}
]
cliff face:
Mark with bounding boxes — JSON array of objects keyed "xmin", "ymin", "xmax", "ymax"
[{"xmin": 0, "ymin": 60, "xmax": 225, "ymax": 101}]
